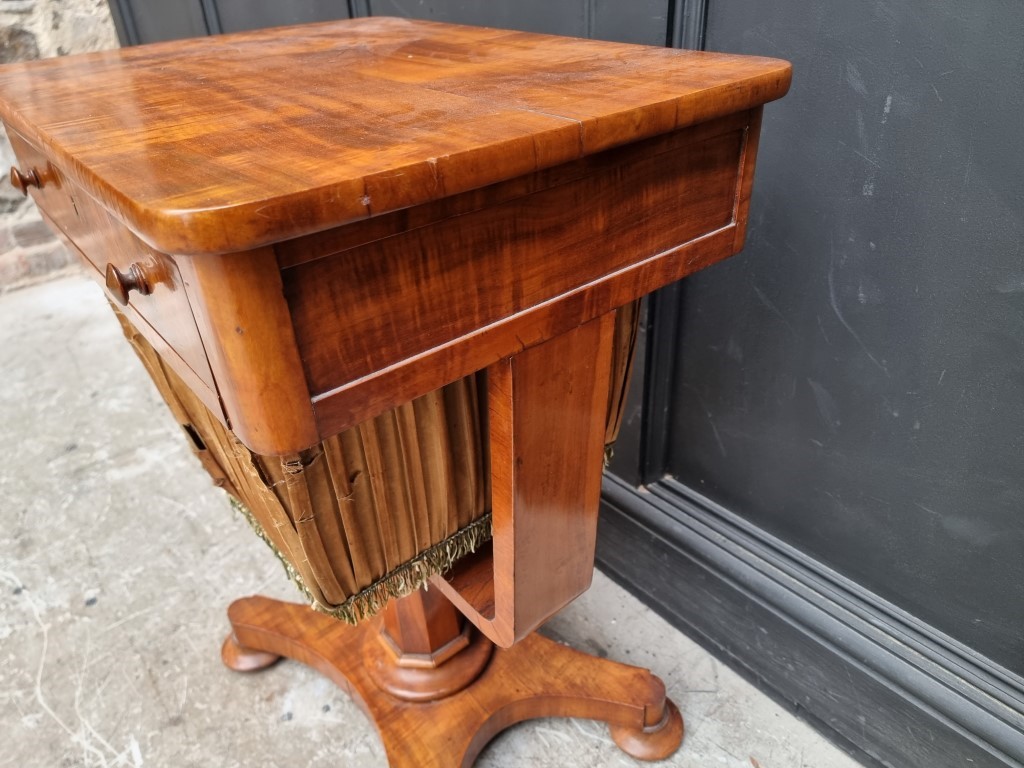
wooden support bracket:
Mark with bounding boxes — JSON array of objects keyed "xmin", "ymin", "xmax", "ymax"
[{"xmin": 430, "ymin": 312, "xmax": 616, "ymax": 647}]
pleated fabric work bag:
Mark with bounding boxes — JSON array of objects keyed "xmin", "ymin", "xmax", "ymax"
[{"xmin": 114, "ymin": 301, "xmax": 639, "ymax": 623}]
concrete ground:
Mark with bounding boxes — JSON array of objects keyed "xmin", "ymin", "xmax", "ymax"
[{"xmin": 0, "ymin": 274, "xmax": 867, "ymax": 768}]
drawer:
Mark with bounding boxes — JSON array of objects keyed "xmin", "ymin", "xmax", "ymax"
[
  {"xmin": 93, "ymin": 228, "xmax": 218, "ymax": 391},
  {"xmin": 6, "ymin": 127, "xmax": 92, "ymax": 245},
  {"xmin": 6, "ymin": 126, "xmax": 220, "ymax": 407},
  {"xmin": 276, "ymin": 111, "xmax": 756, "ymax": 441},
  {"xmin": 284, "ymin": 113, "xmax": 748, "ymax": 397}
]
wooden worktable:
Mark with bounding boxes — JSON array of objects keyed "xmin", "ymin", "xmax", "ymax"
[{"xmin": 0, "ymin": 18, "xmax": 790, "ymax": 767}]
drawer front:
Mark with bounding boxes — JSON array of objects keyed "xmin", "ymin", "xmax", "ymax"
[
  {"xmin": 6, "ymin": 126, "xmax": 219, "ymax": 399},
  {"xmin": 284, "ymin": 114, "xmax": 748, "ymax": 398},
  {"xmin": 6, "ymin": 127, "xmax": 90, "ymax": 244},
  {"xmin": 277, "ymin": 111, "xmax": 758, "ymax": 439},
  {"xmin": 92, "ymin": 226, "xmax": 218, "ymax": 393}
]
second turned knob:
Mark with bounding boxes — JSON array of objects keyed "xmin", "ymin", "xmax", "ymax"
[{"xmin": 105, "ymin": 262, "xmax": 153, "ymax": 306}]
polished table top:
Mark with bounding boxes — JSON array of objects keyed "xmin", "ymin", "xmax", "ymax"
[{"xmin": 0, "ymin": 16, "xmax": 789, "ymax": 256}]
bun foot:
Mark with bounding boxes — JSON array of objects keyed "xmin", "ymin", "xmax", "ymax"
[
  {"xmin": 221, "ymin": 631, "xmax": 281, "ymax": 672},
  {"xmin": 609, "ymin": 699, "xmax": 685, "ymax": 761}
]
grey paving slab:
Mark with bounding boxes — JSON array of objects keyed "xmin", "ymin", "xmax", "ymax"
[{"xmin": 0, "ymin": 275, "xmax": 865, "ymax": 768}]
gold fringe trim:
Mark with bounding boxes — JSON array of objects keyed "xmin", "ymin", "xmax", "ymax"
[{"xmin": 229, "ymin": 497, "xmax": 492, "ymax": 624}]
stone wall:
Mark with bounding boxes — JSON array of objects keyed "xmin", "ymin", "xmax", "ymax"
[{"xmin": 1, "ymin": 0, "xmax": 118, "ymax": 289}]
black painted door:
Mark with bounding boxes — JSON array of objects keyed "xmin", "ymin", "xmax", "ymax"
[
  {"xmin": 599, "ymin": 1, "xmax": 1024, "ymax": 765},
  {"xmin": 107, "ymin": 0, "xmax": 669, "ymax": 46},
  {"xmin": 674, "ymin": 0, "xmax": 1024, "ymax": 677}
]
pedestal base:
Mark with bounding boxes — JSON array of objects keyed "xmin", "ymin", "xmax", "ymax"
[{"xmin": 222, "ymin": 595, "xmax": 684, "ymax": 767}]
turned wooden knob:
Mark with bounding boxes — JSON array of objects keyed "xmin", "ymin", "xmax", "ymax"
[
  {"xmin": 104, "ymin": 262, "xmax": 153, "ymax": 306},
  {"xmin": 9, "ymin": 165, "xmax": 41, "ymax": 195}
]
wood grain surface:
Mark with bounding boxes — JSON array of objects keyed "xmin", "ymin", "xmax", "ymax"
[
  {"xmin": 294, "ymin": 110, "xmax": 760, "ymax": 445},
  {"xmin": 431, "ymin": 312, "xmax": 614, "ymax": 647},
  {"xmin": 222, "ymin": 594, "xmax": 685, "ymax": 767},
  {"xmin": 0, "ymin": 16, "xmax": 790, "ymax": 255},
  {"xmin": 286, "ymin": 115, "xmax": 744, "ymax": 395}
]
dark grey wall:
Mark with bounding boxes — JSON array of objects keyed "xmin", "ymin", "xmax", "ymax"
[
  {"xmin": 108, "ymin": 0, "xmax": 210, "ymax": 43},
  {"xmin": 107, "ymin": 0, "xmax": 669, "ymax": 46},
  {"xmin": 666, "ymin": 0, "xmax": 1024, "ymax": 676},
  {"xmin": 216, "ymin": 1, "xmax": 352, "ymax": 34},
  {"xmin": 368, "ymin": 0, "xmax": 668, "ymax": 45}
]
